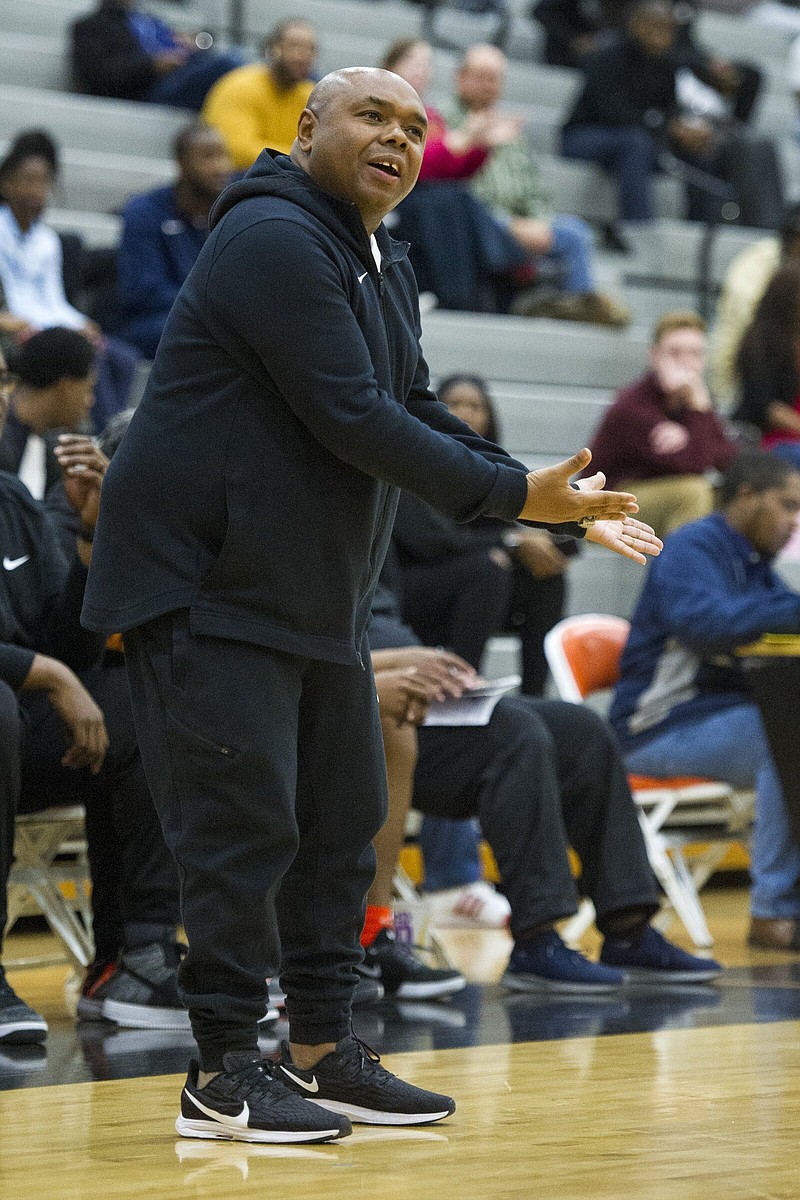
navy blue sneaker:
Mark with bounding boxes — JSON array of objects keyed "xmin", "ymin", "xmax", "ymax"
[
  {"xmin": 501, "ymin": 930, "xmax": 627, "ymax": 993},
  {"xmin": 600, "ymin": 925, "xmax": 723, "ymax": 983}
]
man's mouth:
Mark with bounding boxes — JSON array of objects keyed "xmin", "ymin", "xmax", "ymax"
[{"xmin": 368, "ymin": 159, "xmax": 401, "ymax": 178}]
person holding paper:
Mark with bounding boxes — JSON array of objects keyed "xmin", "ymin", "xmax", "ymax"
[{"xmin": 361, "ymin": 583, "xmax": 721, "ymax": 994}]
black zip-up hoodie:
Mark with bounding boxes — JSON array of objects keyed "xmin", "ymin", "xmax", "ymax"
[
  {"xmin": 0, "ymin": 472, "xmax": 103, "ymax": 688},
  {"xmin": 82, "ymin": 152, "xmax": 571, "ymax": 663}
]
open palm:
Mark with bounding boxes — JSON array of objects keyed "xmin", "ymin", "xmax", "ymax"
[{"xmin": 585, "ymin": 517, "xmax": 663, "ymax": 565}]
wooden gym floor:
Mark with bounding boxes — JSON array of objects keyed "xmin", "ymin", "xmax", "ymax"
[{"xmin": 4, "ymin": 887, "xmax": 800, "ymax": 1200}]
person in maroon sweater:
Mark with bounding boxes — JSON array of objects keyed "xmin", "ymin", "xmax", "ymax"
[{"xmin": 588, "ymin": 311, "xmax": 739, "ymax": 539}]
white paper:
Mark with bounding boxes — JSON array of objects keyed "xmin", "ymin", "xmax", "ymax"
[{"xmin": 423, "ymin": 675, "xmax": 521, "ymax": 727}]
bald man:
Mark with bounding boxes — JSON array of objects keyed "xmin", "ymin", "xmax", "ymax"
[
  {"xmin": 83, "ymin": 68, "xmax": 658, "ymax": 1144},
  {"xmin": 448, "ymin": 44, "xmax": 629, "ymax": 326}
]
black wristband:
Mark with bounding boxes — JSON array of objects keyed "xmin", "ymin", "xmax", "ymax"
[{"xmin": 78, "ymin": 525, "xmax": 95, "ymax": 544}]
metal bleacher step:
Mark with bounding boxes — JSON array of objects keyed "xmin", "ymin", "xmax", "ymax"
[
  {"xmin": 0, "ymin": 83, "xmax": 186, "ymax": 158},
  {"xmin": 421, "ymin": 310, "xmax": 649, "ymax": 389}
]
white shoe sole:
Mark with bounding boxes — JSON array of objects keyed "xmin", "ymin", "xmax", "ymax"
[
  {"xmin": 175, "ymin": 1117, "xmax": 346, "ymax": 1143},
  {"xmin": 394, "ymin": 976, "xmax": 467, "ymax": 1000},
  {"xmin": 0, "ymin": 1018, "xmax": 48, "ymax": 1042},
  {"xmin": 103, "ymin": 999, "xmax": 191, "ymax": 1029},
  {"xmin": 307, "ymin": 1098, "xmax": 453, "ymax": 1126}
]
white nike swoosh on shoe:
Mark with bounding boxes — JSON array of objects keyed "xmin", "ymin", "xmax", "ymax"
[
  {"xmin": 357, "ymin": 963, "xmax": 381, "ymax": 979},
  {"xmin": 358, "ymin": 271, "xmax": 368, "ymax": 283},
  {"xmin": 186, "ymin": 1090, "xmax": 250, "ymax": 1128},
  {"xmin": 280, "ymin": 1067, "xmax": 320, "ymax": 1093},
  {"xmin": 3, "ymin": 555, "xmax": 29, "ymax": 571}
]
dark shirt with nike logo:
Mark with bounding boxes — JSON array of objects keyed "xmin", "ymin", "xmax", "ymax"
[{"xmin": 0, "ymin": 470, "xmax": 103, "ymax": 690}]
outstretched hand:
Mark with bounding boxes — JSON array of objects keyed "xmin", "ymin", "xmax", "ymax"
[
  {"xmin": 585, "ymin": 516, "xmax": 663, "ymax": 564},
  {"xmin": 520, "ymin": 449, "xmax": 638, "ymax": 525}
]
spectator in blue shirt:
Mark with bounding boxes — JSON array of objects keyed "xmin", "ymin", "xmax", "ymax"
[
  {"xmin": 71, "ymin": 0, "xmax": 244, "ymax": 110},
  {"xmin": 116, "ymin": 122, "xmax": 233, "ymax": 358},
  {"xmin": 612, "ymin": 452, "xmax": 800, "ymax": 952}
]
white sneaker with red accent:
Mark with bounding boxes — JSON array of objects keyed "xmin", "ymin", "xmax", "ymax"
[{"xmin": 423, "ymin": 882, "xmax": 511, "ymax": 929}]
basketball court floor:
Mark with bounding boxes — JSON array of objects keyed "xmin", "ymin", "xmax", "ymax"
[{"xmin": 4, "ymin": 888, "xmax": 800, "ymax": 1200}]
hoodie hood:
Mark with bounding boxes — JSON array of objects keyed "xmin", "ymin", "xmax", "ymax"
[{"xmin": 210, "ymin": 149, "xmax": 405, "ymax": 269}]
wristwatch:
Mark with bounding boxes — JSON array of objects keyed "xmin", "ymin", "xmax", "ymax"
[{"xmin": 578, "ymin": 515, "xmax": 597, "ymax": 529}]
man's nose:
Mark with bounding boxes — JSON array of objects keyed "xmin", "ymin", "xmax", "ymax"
[{"xmin": 382, "ymin": 124, "xmax": 408, "ymax": 148}]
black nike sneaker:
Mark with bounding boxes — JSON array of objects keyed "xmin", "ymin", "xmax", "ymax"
[
  {"xmin": 276, "ymin": 1035, "xmax": 456, "ymax": 1126},
  {"xmin": 176, "ymin": 1052, "xmax": 352, "ymax": 1143},
  {"xmin": 358, "ymin": 929, "xmax": 466, "ymax": 1000}
]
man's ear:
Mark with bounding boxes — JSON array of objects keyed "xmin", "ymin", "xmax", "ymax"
[{"xmin": 296, "ymin": 108, "xmax": 316, "ymax": 153}]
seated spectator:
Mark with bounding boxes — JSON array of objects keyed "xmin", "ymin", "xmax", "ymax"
[
  {"xmin": 733, "ymin": 264, "xmax": 800, "ymax": 470},
  {"xmin": 361, "ymin": 579, "xmax": 721, "ymax": 994},
  {"xmin": 587, "ymin": 312, "xmax": 739, "ymax": 541},
  {"xmin": 536, "ymin": 0, "xmax": 762, "ymax": 124},
  {"xmin": 444, "ymin": 43, "xmax": 629, "ymax": 327},
  {"xmin": 394, "ymin": 374, "xmax": 574, "ymax": 696},
  {"xmin": 380, "ymin": 38, "xmax": 529, "ymax": 312},
  {"xmin": 116, "ymin": 122, "xmax": 233, "ymax": 358},
  {"xmin": 0, "ymin": 354, "xmax": 184, "ymax": 1042},
  {"xmin": 0, "ymin": 329, "xmax": 96, "ymax": 500},
  {"xmin": 533, "ymin": 0, "xmax": 628, "ymax": 67},
  {"xmin": 612, "ymin": 452, "xmax": 800, "ymax": 952},
  {"xmin": 711, "ymin": 205, "xmax": 800, "ymax": 403},
  {"xmin": 561, "ymin": 0, "xmax": 783, "ymax": 230},
  {"xmin": 202, "ymin": 20, "xmax": 317, "ymax": 169},
  {"xmin": 0, "ymin": 131, "xmax": 140, "ymax": 430},
  {"xmin": 71, "ymin": 0, "xmax": 244, "ymax": 110}
]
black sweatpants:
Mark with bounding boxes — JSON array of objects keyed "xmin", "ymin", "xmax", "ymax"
[
  {"xmin": 124, "ymin": 610, "xmax": 388, "ymax": 1072},
  {"xmin": 412, "ymin": 695, "xmax": 660, "ymax": 939},
  {"xmin": 0, "ymin": 662, "xmax": 180, "ymax": 964}
]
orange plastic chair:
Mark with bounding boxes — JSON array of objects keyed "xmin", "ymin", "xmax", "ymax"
[{"xmin": 544, "ymin": 615, "xmax": 753, "ymax": 947}]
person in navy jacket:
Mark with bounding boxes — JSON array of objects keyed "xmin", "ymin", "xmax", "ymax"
[
  {"xmin": 83, "ymin": 67, "xmax": 659, "ymax": 1144},
  {"xmin": 115, "ymin": 122, "xmax": 233, "ymax": 358},
  {"xmin": 613, "ymin": 452, "xmax": 800, "ymax": 954}
]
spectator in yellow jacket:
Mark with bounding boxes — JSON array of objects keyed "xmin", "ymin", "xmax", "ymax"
[{"xmin": 202, "ymin": 19, "xmax": 317, "ymax": 169}]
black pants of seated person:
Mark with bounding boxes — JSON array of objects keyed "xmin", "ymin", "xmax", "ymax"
[
  {"xmin": 0, "ymin": 662, "xmax": 180, "ymax": 965},
  {"xmin": 400, "ymin": 547, "xmax": 566, "ymax": 694},
  {"xmin": 413, "ymin": 695, "xmax": 660, "ymax": 939}
]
